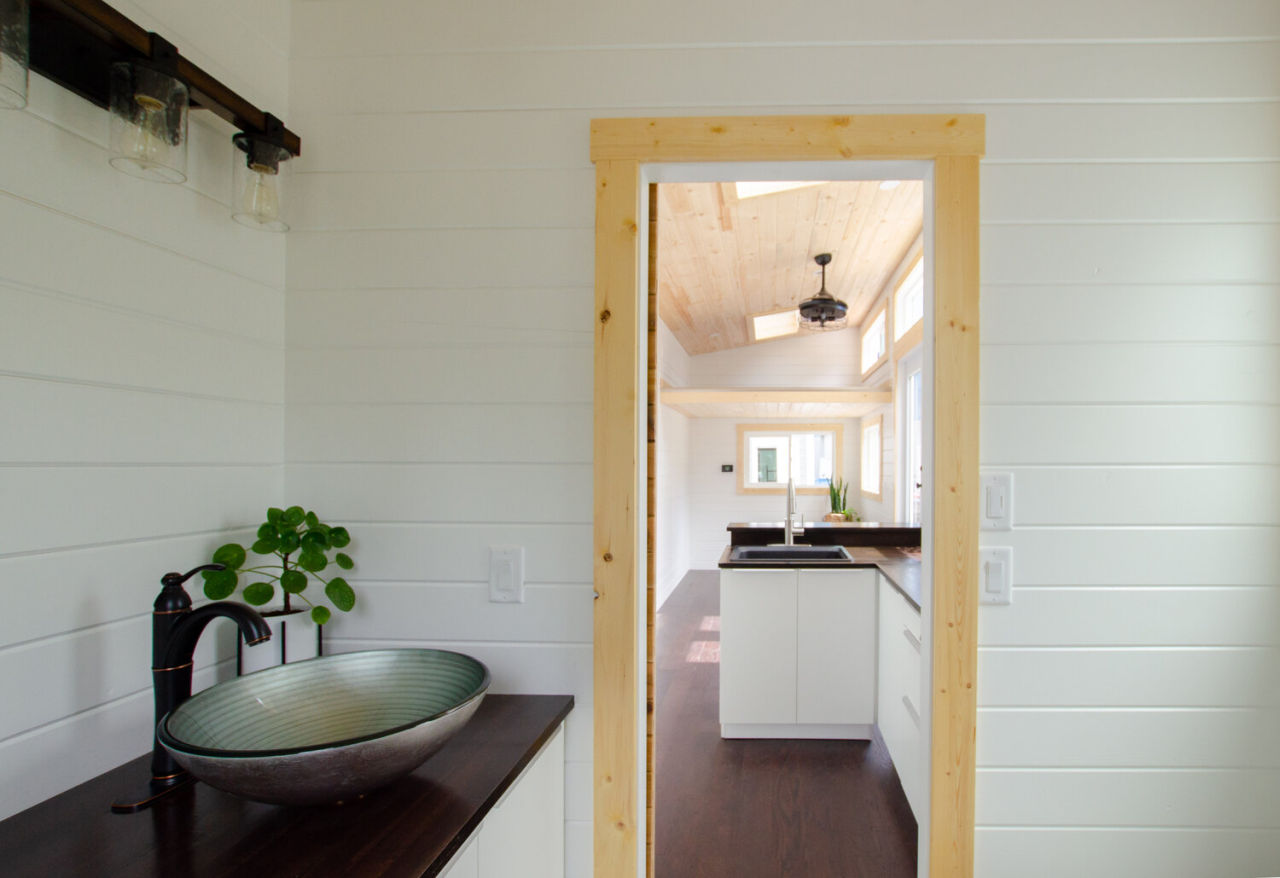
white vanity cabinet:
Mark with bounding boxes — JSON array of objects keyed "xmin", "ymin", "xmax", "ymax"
[
  {"xmin": 876, "ymin": 578, "xmax": 924, "ymax": 818},
  {"xmin": 439, "ymin": 726, "xmax": 565, "ymax": 878},
  {"xmin": 720, "ymin": 567, "xmax": 877, "ymax": 738}
]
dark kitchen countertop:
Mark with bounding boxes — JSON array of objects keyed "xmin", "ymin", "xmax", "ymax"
[
  {"xmin": 719, "ymin": 544, "xmax": 921, "ymax": 611},
  {"xmin": 728, "ymin": 521, "xmax": 921, "ymax": 549},
  {"xmin": 0, "ymin": 693, "xmax": 573, "ymax": 878}
]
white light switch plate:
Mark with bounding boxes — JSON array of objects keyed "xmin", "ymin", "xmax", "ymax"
[
  {"xmin": 980, "ymin": 472, "xmax": 1014, "ymax": 531},
  {"xmin": 980, "ymin": 547, "xmax": 1013, "ymax": 605},
  {"xmin": 489, "ymin": 546, "xmax": 525, "ymax": 603}
]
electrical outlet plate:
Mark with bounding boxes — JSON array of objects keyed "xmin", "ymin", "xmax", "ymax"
[
  {"xmin": 489, "ymin": 546, "xmax": 525, "ymax": 603},
  {"xmin": 980, "ymin": 471, "xmax": 1013, "ymax": 531},
  {"xmin": 979, "ymin": 546, "xmax": 1012, "ymax": 605}
]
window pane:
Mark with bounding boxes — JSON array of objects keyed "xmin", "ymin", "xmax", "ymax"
[
  {"xmin": 757, "ymin": 448, "xmax": 777, "ymax": 482},
  {"xmin": 861, "ymin": 422, "xmax": 881, "ymax": 494},
  {"xmin": 893, "ymin": 261, "xmax": 924, "ymax": 340},
  {"xmin": 742, "ymin": 428, "xmax": 836, "ymax": 488},
  {"xmin": 861, "ymin": 310, "xmax": 887, "ymax": 374}
]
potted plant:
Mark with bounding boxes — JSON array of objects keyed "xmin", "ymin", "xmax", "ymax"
[
  {"xmin": 202, "ymin": 505, "xmax": 357, "ymax": 670},
  {"xmin": 824, "ymin": 478, "xmax": 860, "ymax": 522}
]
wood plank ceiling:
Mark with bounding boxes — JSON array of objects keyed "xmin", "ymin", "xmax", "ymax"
[{"xmin": 656, "ymin": 180, "xmax": 924, "ymax": 356}]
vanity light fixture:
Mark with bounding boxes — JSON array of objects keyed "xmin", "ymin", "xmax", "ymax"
[
  {"xmin": 107, "ymin": 36, "xmax": 187, "ymax": 183},
  {"xmin": 0, "ymin": 0, "xmax": 28, "ymax": 109},
  {"xmin": 798, "ymin": 252, "xmax": 849, "ymax": 331},
  {"xmin": 232, "ymin": 115, "xmax": 291, "ymax": 232},
  {"xmin": 22, "ymin": 0, "xmax": 301, "ymax": 202}
]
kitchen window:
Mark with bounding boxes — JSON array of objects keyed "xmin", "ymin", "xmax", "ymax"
[
  {"xmin": 861, "ymin": 415, "xmax": 882, "ymax": 499},
  {"xmin": 737, "ymin": 424, "xmax": 842, "ymax": 494},
  {"xmin": 860, "ymin": 304, "xmax": 888, "ymax": 378},
  {"xmin": 893, "ymin": 258, "xmax": 924, "ymax": 341}
]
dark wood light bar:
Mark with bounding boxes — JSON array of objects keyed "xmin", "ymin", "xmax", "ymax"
[{"xmin": 28, "ymin": 0, "xmax": 301, "ymax": 154}]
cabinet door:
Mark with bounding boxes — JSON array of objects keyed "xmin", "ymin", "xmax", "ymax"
[
  {"xmin": 720, "ymin": 569, "xmax": 798, "ymax": 725},
  {"xmin": 877, "ymin": 577, "xmax": 923, "ymax": 817},
  {"xmin": 796, "ymin": 569, "xmax": 877, "ymax": 725},
  {"xmin": 477, "ymin": 728, "xmax": 565, "ymax": 878},
  {"xmin": 439, "ymin": 835, "xmax": 478, "ymax": 878}
]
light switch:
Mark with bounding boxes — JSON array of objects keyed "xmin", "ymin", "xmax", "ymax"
[
  {"xmin": 489, "ymin": 546, "xmax": 525, "ymax": 603},
  {"xmin": 980, "ymin": 547, "xmax": 1012, "ymax": 605},
  {"xmin": 980, "ymin": 472, "xmax": 1014, "ymax": 531}
]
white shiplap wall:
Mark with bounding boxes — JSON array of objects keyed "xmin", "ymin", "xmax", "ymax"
[
  {"xmin": 287, "ymin": 1, "xmax": 1280, "ymax": 875},
  {"xmin": 685, "ymin": 324, "xmax": 859, "ymax": 388},
  {"xmin": 655, "ymin": 321, "xmax": 692, "ymax": 609},
  {"xmin": 0, "ymin": 0, "xmax": 291, "ymax": 820}
]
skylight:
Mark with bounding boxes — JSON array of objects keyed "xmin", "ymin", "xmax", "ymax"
[
  {"xmin": 734, "ymin": 180, "xmax": 827, "ymax": 199},
  {"xmin": 751, "ymin": 309, "xmax": 800, "ymax": 341}
]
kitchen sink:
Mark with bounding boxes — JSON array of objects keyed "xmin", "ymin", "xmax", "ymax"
[{"xmin": 728, "ymin": 545, "xmax": 853, "ymax": 563}]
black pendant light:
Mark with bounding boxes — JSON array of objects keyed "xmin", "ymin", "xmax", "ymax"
[{"xmin": 799, "ymin": 253, "xmax": 849, "ymax": 331}]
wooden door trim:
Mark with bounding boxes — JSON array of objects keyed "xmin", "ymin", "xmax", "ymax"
[{"xmin": 590, "ymin": 114, "xmax": 984, "ymax": 878}]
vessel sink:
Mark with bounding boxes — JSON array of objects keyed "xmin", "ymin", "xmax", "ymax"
[
  {"xmin": 729, "ymin": 545, "xmax": 853, "ymax": 563},
  {"xmin": 158, "ymin": 648, "xmax": 490, "ymax": 806}
]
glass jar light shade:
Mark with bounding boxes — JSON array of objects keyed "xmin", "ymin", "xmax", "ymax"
[
  {"xmin": 232, "ymin": 134, "xmax": 290, "ymax": 232},
  {"xmin": 108, "ymin": 62, "xmax": 188, "ymax": 183},
  {"xmin": 0, "ymin": 0, "xmax": 28, "ymax": 110}
]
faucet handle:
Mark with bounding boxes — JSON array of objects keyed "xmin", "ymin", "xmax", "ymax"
[{"xmin": 161, "ymin": 563, "xmax": 225, "ymax": 588}]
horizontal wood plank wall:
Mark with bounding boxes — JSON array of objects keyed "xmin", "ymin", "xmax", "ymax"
[
  {"xmin": 0, "ymin": 0, "xmax": 291, "ymax": 820},
  {"xmin": 286, "ymin": 4, "xmax": 1279, "ymax": 876}
]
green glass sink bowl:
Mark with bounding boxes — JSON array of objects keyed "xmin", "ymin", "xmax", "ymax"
[{"xmin": 158, "ymin": 648, "xmax": 490, "ymax": 806}]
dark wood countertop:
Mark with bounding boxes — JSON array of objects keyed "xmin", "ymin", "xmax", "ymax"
[
  {"xmin": 727, "ymin": 522, "xmax": 921, "ymax": 548},
  {"xmin": 0, "ymin": 694, "xmax": 573, "ymax": 878}
]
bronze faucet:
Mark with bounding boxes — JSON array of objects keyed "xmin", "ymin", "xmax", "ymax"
[{"xmin": 111, "ymin": 564, "xmax": 271, "ymax": 813}]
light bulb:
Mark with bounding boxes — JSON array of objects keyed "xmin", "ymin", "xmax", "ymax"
[
  {"xmin": 241, "ymin": 165, "xmax": 280, "ymax": 223},
  {"xmin": 122, "ymin": 94, "xmax": 170, "ymax": 166}
]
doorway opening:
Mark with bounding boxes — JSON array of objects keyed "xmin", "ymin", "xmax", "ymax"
[
  {"xmin": 589, "ymin": 115, "xmax": 983, "ymax": 878},
  {"xmin": 650, "ymin": 167, "xmax": 927, "ymax": 876}
]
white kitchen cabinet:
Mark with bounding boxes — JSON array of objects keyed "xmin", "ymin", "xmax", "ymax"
[
  {"xmin": 720, "ymin": 569, "xmax": 798, "ymax": 726},
  {"xmin": 439, "ymin": 726, "xmax": 565, "ymax": 878},
  {"xmin": 877, "ymin": 577, "xmax": 924, "ymax": 818},
  {"xmin": 797, "ymin": 569, "xmax": 878, "ymax": 725},
  {"xmin": 720, "ymin": 567, "xmax": 876, "ymax": 738}
]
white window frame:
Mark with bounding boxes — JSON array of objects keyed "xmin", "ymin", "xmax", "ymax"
[{"xmin": 736, "ymin": 423, "xmax": 843, "ymax": 495}]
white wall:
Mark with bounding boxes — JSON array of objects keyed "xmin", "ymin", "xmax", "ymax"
[
  {"xmin": 0, "ymin": 0, "xmax": 291, "ymax": 820},
  {"xmin": 687, "ymin": 326, "xmax": 859, "ymax": 387},
  {"xmin": 286, "ymin": 1, "xmax": 1280, "ymax": 875},
  {"xmin": 655, "ymin": 321, "xmax": 692, "ymax": 608},
  {"xmin": 654, "ymin": 405, "xmax": 691, "ymax": 609}
]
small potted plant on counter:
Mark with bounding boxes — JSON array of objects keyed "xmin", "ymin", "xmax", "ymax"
[
  {"xmin": 824, "ymin": 478, "xmax": 860, "ymax": 522},
  {"xmin": 202, "ymin": 505, "xmax": 357, "ymax": 671}
]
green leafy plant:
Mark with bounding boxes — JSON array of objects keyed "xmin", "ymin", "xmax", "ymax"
[
  {"xmin": 202, "ymin": 505, "xmax": 356, "ymax": 625},
  {"xmin": 827, "ymin": 478, "xmax": 862, "ymax": 521},
  {"xmin": 828, "ymin": 478, "xmax": 849, "ymax": 515}
]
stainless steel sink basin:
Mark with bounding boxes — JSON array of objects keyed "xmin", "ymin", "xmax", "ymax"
[
  {"xmin": 158, "ymin": 648, "xmax": 489, "ymax": 806},
  {"xmin": 728, "ymin": 545, "xmax": 853, "ymax": 563}
]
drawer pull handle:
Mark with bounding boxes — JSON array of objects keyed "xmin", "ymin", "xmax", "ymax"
[
  {"xmin": 902, "ymin": 627, "xmax": 921, "ymax": 652},
  {"xmin": 902, "ymin": 694, "xmax": 920, "ymax": 727}
]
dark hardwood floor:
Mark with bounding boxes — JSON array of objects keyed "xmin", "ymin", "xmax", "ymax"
[{"xmin": 655, "ymin": 570, "xmax": 918, "ymax": 878}]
